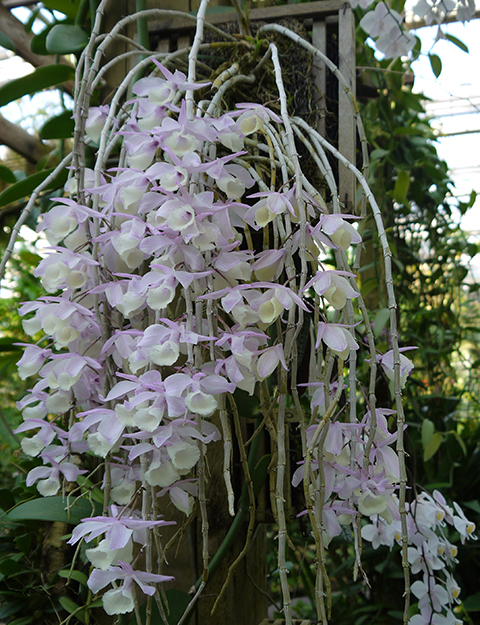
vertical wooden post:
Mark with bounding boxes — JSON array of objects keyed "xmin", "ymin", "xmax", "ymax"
[
  {"xmin": 157, "ymin": 37, "xmax": 170, "ymax": 53},
  {"xmin": 99, "ymin": 0, "xmax": 136, "ymax": 104},
  {"xmin": 158, "ymin": 432, "xmax": 268, "ymax": 625},
  {"xmin": 338, "ymin": 4, "xmax": 356, "ymax": 212},
  {"xmin": 311, "ymin": 18, "xmax": 327, "ymax": 138},
  {"xmin": 178, "ymin": 34, "xmax": 192, "ymax": 50}
]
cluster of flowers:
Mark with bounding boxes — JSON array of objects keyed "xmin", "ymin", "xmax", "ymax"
[
  {"xmin": 14, "ymin": 60, "xmax": 357, "ymax": 613},
  {"xmin": 293, "ymin": 407, "xmax": 402, "ymax": 544},
  {"xmin": 67, "ymin": 505, "xmax": 175, "ymax": 614},
  {"xmin": 349, "ymin": 0, "xmax": 475, "ymax": 58},
  {"xmin": 411, "ymin": 0, "xmax": 475, "ymax": 26},
  {"xmin": 14, "ymin": 56, "xmax": 475, "ymax": 619},
  {"xmin": 357, "ymin": 2, "xmax": 417, "ymax": 58},
  {"xmin": 363, "ymin": 490, "xmax": 476, "ymax": 624},
  {"xmin": 291, "ymin": 358, "xmax": 475, "ymax": 624}
]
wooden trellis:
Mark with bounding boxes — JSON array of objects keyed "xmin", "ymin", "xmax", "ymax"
[{"xmin": 148, "ymin": 0, "xmax": 357, "ymax": 211}]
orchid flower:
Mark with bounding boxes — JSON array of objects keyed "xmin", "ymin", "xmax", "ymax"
[
  {"xmin": 68, "ymin": 505, "xmax": 175, "ymax": 550},
  {"xmin": 88, "ymin": 561, "xmax": 174, "ymax": 615},
  {"xmin": 377, "ymin": 347, "xmax": 417, "ymax": 388},
  {"xmin": 85, "ymin": 105, "xmax": 109, "ymax": 143}
]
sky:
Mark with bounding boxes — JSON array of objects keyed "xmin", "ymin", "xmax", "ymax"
[{"xmin": 411, "ymin": 19, "xmax": 480, "ymax": 251}]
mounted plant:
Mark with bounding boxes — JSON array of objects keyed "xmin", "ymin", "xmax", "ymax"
[{"xmin": 0, "ymin": 1, "xmax": 477, "ymax": 625}]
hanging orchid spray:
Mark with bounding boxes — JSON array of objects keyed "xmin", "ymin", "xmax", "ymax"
[{"xmin": 5, "ymin": 1, "xmax": 476, "ymax": 623}]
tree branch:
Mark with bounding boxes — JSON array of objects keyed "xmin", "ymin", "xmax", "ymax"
[{"xmin": 0, "ymin": 113, "xmax": 50, "ymax": 163}]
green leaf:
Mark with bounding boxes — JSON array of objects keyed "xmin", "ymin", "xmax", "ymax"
[
  {"xmin": 423, "ymin": 432, "xmax": 443, "ymax": 462},
  {"xmin": 0, "ymin": 601, "xmax": 23, "ymax": 619},
  {"xmin": 40, "ymin": 110, "xmax": 74, "ymax": 140},
  {"xmin": 30, "ymin": 24, "xmax": 55, "ymax": 56},
  {"xmin": 87, "ymin": 599, "xmax": 104, "ymax": 608},
  {"xmin": 0, "ymin": 488, "xmax": 16, "ymax": 512},
  {"xmin": 0, "ymin": 337, "xmax": 22, "ymax": 352},
  {"xmin": 464, "ymin": 500, "xmax": 480, "ymax": 514},
  {"xmin": 393, "ymin": 126, "xmax": 424, "ymax": 136},
  {"xmin": 41, "ymin": 0, "xmax": 82, "ymax": 19},
  {"xmin": 373, "ymin": 308, "xmax": 389, "ymax": 338},
  {"xmin": 0, "ymin": 65, "xmax": 75, "ymax": 108},
  {"xmin": 19, "ymin": 249, "xmax": 42, "ymax": 265},
  {"xmin": 393, "ymin": 170, "xmax": 410, "ymax": 204},
  {"xmin": 458, "ymin": 189, "xmax": 477, "ymax": 216},
  {"xmin": 0, "ymin": 165, "xmax": 16, "ymax": 184},
  {"xmin": 451, "ymin": 430, "xmax": 467, "ymax": 456},
  {"xmin": 0, "ymin": 558, "xmax": 22, "ymax": 577},
  {"xmin": 24, "ymin": 8, "xmax": 40, "ymax": 34},
  {"xmin": 5, "ymin": 496, "xmax": 100, "ymax": 524},
  {"xmin": 0, "ymin": 167, "xmax": 68, "ymax": 208},
  {"xmin": 445, "ymin": 33, "xmax": 468, "ymax": 53},
  {"xmin": 429, "ymin": 53, "xmax": 442, "ymax": 78},
  {"xmin": 387, "ymin": 611, "xmax": 404, "ymax": 621},
  {"xmin": 400, "ymin": 90, "xmax": 425, "ymax": 113},
  {"xmin": 421, "ymin": 419, "xmax": 435, "ymax": 449},
  {"xmin": 369, "ymin": 148, "xmax": 389, "ymax": 161},
  {"xmin": 163, "ymin": 590, "xmax": 191, "ymax": 625},
  {"xmin": 58, "ymin": 569, "xmax": 88, "ymax": 586},
  {"xmin": 14, "ymin": 533, "xmax": 32, "ymax": 554},
  {"xmin": 58, "ymin": 597, "xmax": 86, "ymax": 623},
  {"xmin": 46, "ymin": 24, "xmax": 88, "ymax": 54},
  {"xmin": 410, "ymin": 34, "xmax": 422, "ymax": 61},
  {"xmin": 0, "ymin": 411, "xmax": 20, "ymax": 449},
  {"xmin": 464, "ymin": 592, "xmax": 480, "ymax": 611},
  {"xmin": 0, "ymin": 31, "xmax": 16, "ymax": 53},
  {"xmin": 75, "ymin": 476, "xmax": 104, "ymax": 504},
  {"xmin": 9, "ymin": 617, "xmax": 34, "ymax": 625}
]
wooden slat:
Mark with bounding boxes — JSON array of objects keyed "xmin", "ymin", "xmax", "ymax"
[
  {"xmin": 156, "ymin": 37, "xmax": 170, "ymax": 53},
  {"xmin": 311, "ymin": 18, "xmax": 327, "ymax": 138},
  {"xmin": 177, "ymin": 34, "xmax": 191, "ymax": 50},
  {"xmin": 338, "ymin": 3, "xmax": 356, "ymax": 212},
  {"xmin": 149, "ymin": 0, "xmax": 344, "ymax": 34}
]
